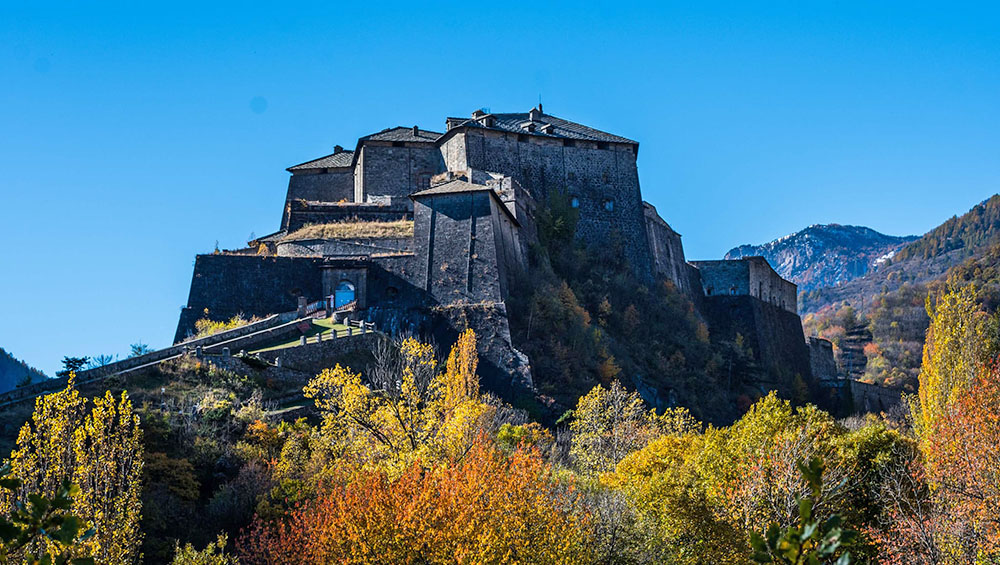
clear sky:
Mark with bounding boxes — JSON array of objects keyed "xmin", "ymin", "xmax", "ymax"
[{"xmin": 2, "ymin": 1, "xmax": 998, "ymax": 376}]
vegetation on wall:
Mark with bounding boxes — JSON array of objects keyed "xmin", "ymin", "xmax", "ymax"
[
  {"xmin": 282, "ymin": 219, "xmax": 414, "ymax": 242},
  {"xmin": 508, "ymin": 194, "xmax": 765, "ymax": 424}
]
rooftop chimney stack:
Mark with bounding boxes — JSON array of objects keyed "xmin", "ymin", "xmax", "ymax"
[
  {"xmin": 528, "ymin": 106, "xmax": 541, "ymax": 121},
  {"xmin": 412, "ymin": 125, "xmax": 419, "ymax": 136},
  {"xmin": 334, "ymin": 145, "xmax": 343, "ymax": 153}
]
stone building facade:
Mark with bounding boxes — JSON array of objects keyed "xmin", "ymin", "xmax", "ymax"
[{"xmin": 176, "ymin": 105, "xmax": 813, "ymax": 397}]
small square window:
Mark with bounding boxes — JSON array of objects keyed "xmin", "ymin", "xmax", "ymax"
[
  {"xmin": 603, "ymin": 200, "xmax": 614, "ymax": 211},
  {"xmin": 518, "ymin": 134, "xmax": 528, "ymax": 142},
  {"xmin": 570, "ymin": 197, "xmax": 580, "ymax": 208}
]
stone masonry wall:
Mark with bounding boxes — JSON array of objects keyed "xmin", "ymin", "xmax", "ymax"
[
  {"xmin": 699, "ymin": 295, "xmax": 813, "ymax": 386},
  {"xmin": 286, "ymin": 170, "xmax": 354, "ymax": 203},
  {"xmin": 355, "ymin": 142, "xmax": 444, "ymax": 204},
  {"xmin": 808, "ymin": 337, "xmax": 838, "ymax": 380},
  {"xmin": 175, "ymin": 255, "xmax": 324, "ymax": 342},
  {"xmin": 284, "ymin": 201, "xmax": 411, "ymax": 232},
  {"xmin": 643, "ymin": 202, "xmax": 692, "ymax": 295},
  {"xmin": 691, "ymin": 258, "xmax": 797, "ymax": 314},
  {"xmin": 457, "ymin": 128, "xmax": 652, "ymax": 277},
  {"xmin": 413, "ymin": 191, "xmax": 507, "ymax": 305},
  {"xmin": 747, "ymin": 257, "xmax": 798, "ymax": 313},
  {"xmin": 276, "ymin": 237, "xmax": 412, "ymax": 257},
  {"xmin": 692, "ymin": 260, "xmax": 750, "ymax": 296}
]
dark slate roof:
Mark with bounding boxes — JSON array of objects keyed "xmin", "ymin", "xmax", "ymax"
[
  {"xmin": 410, "ymin": 179, "xmax": 493, "ymax": 197},
  {"xmin": 410, "ymin": 180, "xmax": 519, "ymax": 226},
  {"xmin": 448, "ymin": 111, "xmax": 637, "ymax": 144},
  {"xmin": 287, "ymin": 150, "xmax": 354, "ymax": 171},
  {"xmin": 361, "ymin": 126, "xmax": 442, "ymax": 143}
]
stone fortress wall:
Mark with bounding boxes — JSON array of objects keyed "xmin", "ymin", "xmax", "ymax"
[
  {"xmin": 176, "ymin": 105, "xmax": 819, "ymax": 401},
  {"xmin": 690, "ymin": 257, "xmax": 798, "ymax": 314}
]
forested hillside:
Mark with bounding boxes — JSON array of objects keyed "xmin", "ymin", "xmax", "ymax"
[
  {"xmin": 801, "ymin": 195, "xmax": 1000, "ymax": 389},
  {"xmin": 4, "ymin": 287, "xmax": 1000, "ymax": 563},
  {"xmin": 0, "ymin": 347, "xmax": 46, "ymax": 393}
]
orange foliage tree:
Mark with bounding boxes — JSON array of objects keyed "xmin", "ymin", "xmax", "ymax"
[{"xmin": 237, "ymin": 440, "xmax": 591, "ymax": 564}]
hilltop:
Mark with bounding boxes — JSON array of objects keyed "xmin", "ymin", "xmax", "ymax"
[
  {"xmin": 0, "ymin": 347, "xmax": 46, "ymax": 393},
  {"xmin": 725, "ymin": 224, "xmax": 917, "ymax": 294}
]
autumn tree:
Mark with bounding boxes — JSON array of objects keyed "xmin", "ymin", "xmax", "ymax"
[
  {"xmin": 238, "ymin": 440, "xmax": 591, "ymax": 564},
  {"xmin": 915, "ymin": 284, "xmax": 987, "ymax": 437},
  {"xmin": 0, "ymin": 380, "xmax": 144, "ymax": 563},
  {"xmin": 303, "ymin": 330, "xmax": 495, "ymax": 473},
  {"xmin": 568, "ymin": 380, "xmax": 695, "ymax": 475}
]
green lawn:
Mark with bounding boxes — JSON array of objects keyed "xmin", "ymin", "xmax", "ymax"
[{"xmin": 250, "ymin": 318, "xmax": 351, "ymax": 353}]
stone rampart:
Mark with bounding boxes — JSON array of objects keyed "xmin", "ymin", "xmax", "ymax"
[
  {"xmin": 850, "ymin": 380, "xmax": 904, "ymax": 414},
  {"xmin": 175, "ymin": 255, "xmax": 325, "ymax": 343},
  {"xmin": 285, "ymin": 201, "xmax": 412, "ymax": 232},
  {"xmin": 276, "ymin": 237, "xmax": 412, "ymax": 258},
  {"xmin": 808, "ymin": 336, "xmax": 838, "ymax": 380}
]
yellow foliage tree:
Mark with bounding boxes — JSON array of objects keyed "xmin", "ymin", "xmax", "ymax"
[
  {"xmin": 0, "ymin": 379, "xmax": 144, "ymax": 563},
  {"xmin": 303, "ymin": 329, "xmax": 494, "ymax": 473},
  {"xmin": 569, "ymin": 380, "xmax": 696, "ymax": 475},
  {"xmin": 915, "ymin": 284, "xmax": 986, "ymax": 439}
]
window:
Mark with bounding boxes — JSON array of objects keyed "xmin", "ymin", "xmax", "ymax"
[
  {"xmin": 603, "ymin": 172, "xmax": 611, "ymax": 183},
  {"xmin": 706, "ymin": 286, "xmax": 714, "ymax": 296},
  {"xmin": 597, "ymin": 142, "xmax": 609, "ymax": 150},
  {"xmin": 563, "ymin": 139, "xmax": 576, "ymax": 148},
  {"xmin": 603, "ymin": 199, "xmax": 614, "ymax": 211},
  {"xmin": 386, "ymin": 287, "xmax": 399, "ymax": 299},
  {"xmin": 730, "ymin": 286, "xmax": 737, "ymax": 295},
  {"xmin": 517, "ymin": 134, "xmax": 528, "ymax": 142},
  {"xmin": 570, "ymin": 197, "xmax": 580, "ymax": 208},
  {"xmin": 392, "ymin": 141, "xmax": 405, "ymax": 147}
]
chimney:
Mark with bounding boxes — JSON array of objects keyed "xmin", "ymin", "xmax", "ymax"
[
  {"xmin": 528, "ymin": 106, "xmax": 541, "ymax": 122},
  {"xmin": 334, "ymin": 145, "xmax": 343, "ymax": 153},
  {"xmin": 412, "ymin": 125, "xmax": 419, "ymax": 136}
]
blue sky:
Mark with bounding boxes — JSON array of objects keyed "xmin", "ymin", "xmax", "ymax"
[{"xmin": 2, "ymin": 1, "xmax": 998, "ymax": 376}]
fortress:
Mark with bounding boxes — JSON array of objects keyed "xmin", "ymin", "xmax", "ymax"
[{"xmin": 176, "ymin": 106, "xmax": 813, "ymax": 397}]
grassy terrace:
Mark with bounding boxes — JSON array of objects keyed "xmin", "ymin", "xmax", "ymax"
[
  {"xmin": 250, "ymin": 317, "xmax": 351, "ymax": 353},
  {"xmin": 283, "ymin": 219, "xmax": 413, "ymax": 241}
]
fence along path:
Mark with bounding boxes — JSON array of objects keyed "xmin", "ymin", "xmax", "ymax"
[{"xmin": 0, "ymin": 310, "xmax": 326, "ymax": 409}]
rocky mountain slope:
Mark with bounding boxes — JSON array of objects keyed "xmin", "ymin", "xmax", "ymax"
[
  {"xmin": 725, "ymin": 224, "xmax": 917, "ymax": 294},
  {"xmin": 0, "ymin": 347, "xmax": 46, "ymax": 393}
]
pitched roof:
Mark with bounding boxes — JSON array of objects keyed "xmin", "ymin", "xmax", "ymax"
[
  {"xmin": 410, "ymin": 179, "xmax": 494, "ymax": 198},
  {"xmin": 410, "ymin": 180, "xmax": 519, "ymax": 226},
  {"xmin": 447, "ymin": 111, "xmax": 637, "ymax": 144},
  {"xmin": 361, "ymin": 126, "xmax": 442, "ymax": 143},
  {"xmin": 287, "ymin": 150, "xmax": 354, "ymax": 171}
]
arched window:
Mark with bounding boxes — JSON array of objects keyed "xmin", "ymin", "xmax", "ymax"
[
  {"xmin": 603, "ymin": 199, "xmax": 614, "ymax": 211},
  {"xmin": 570, "ymin": 196, "xmax": 580, "ymax": 208},
  {"xmin": 334, "ymin": 280, "xmax": 356, "ymax": 309}
]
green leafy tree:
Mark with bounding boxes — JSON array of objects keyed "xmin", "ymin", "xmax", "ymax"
[{"xmin": 0, "ymin": 466, "xmax": 94, "ymax": 565}]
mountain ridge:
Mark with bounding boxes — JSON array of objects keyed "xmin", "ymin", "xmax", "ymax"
[{"xmin": 724, "ymin": 224, "xmax": 918, "ymax": 295}]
